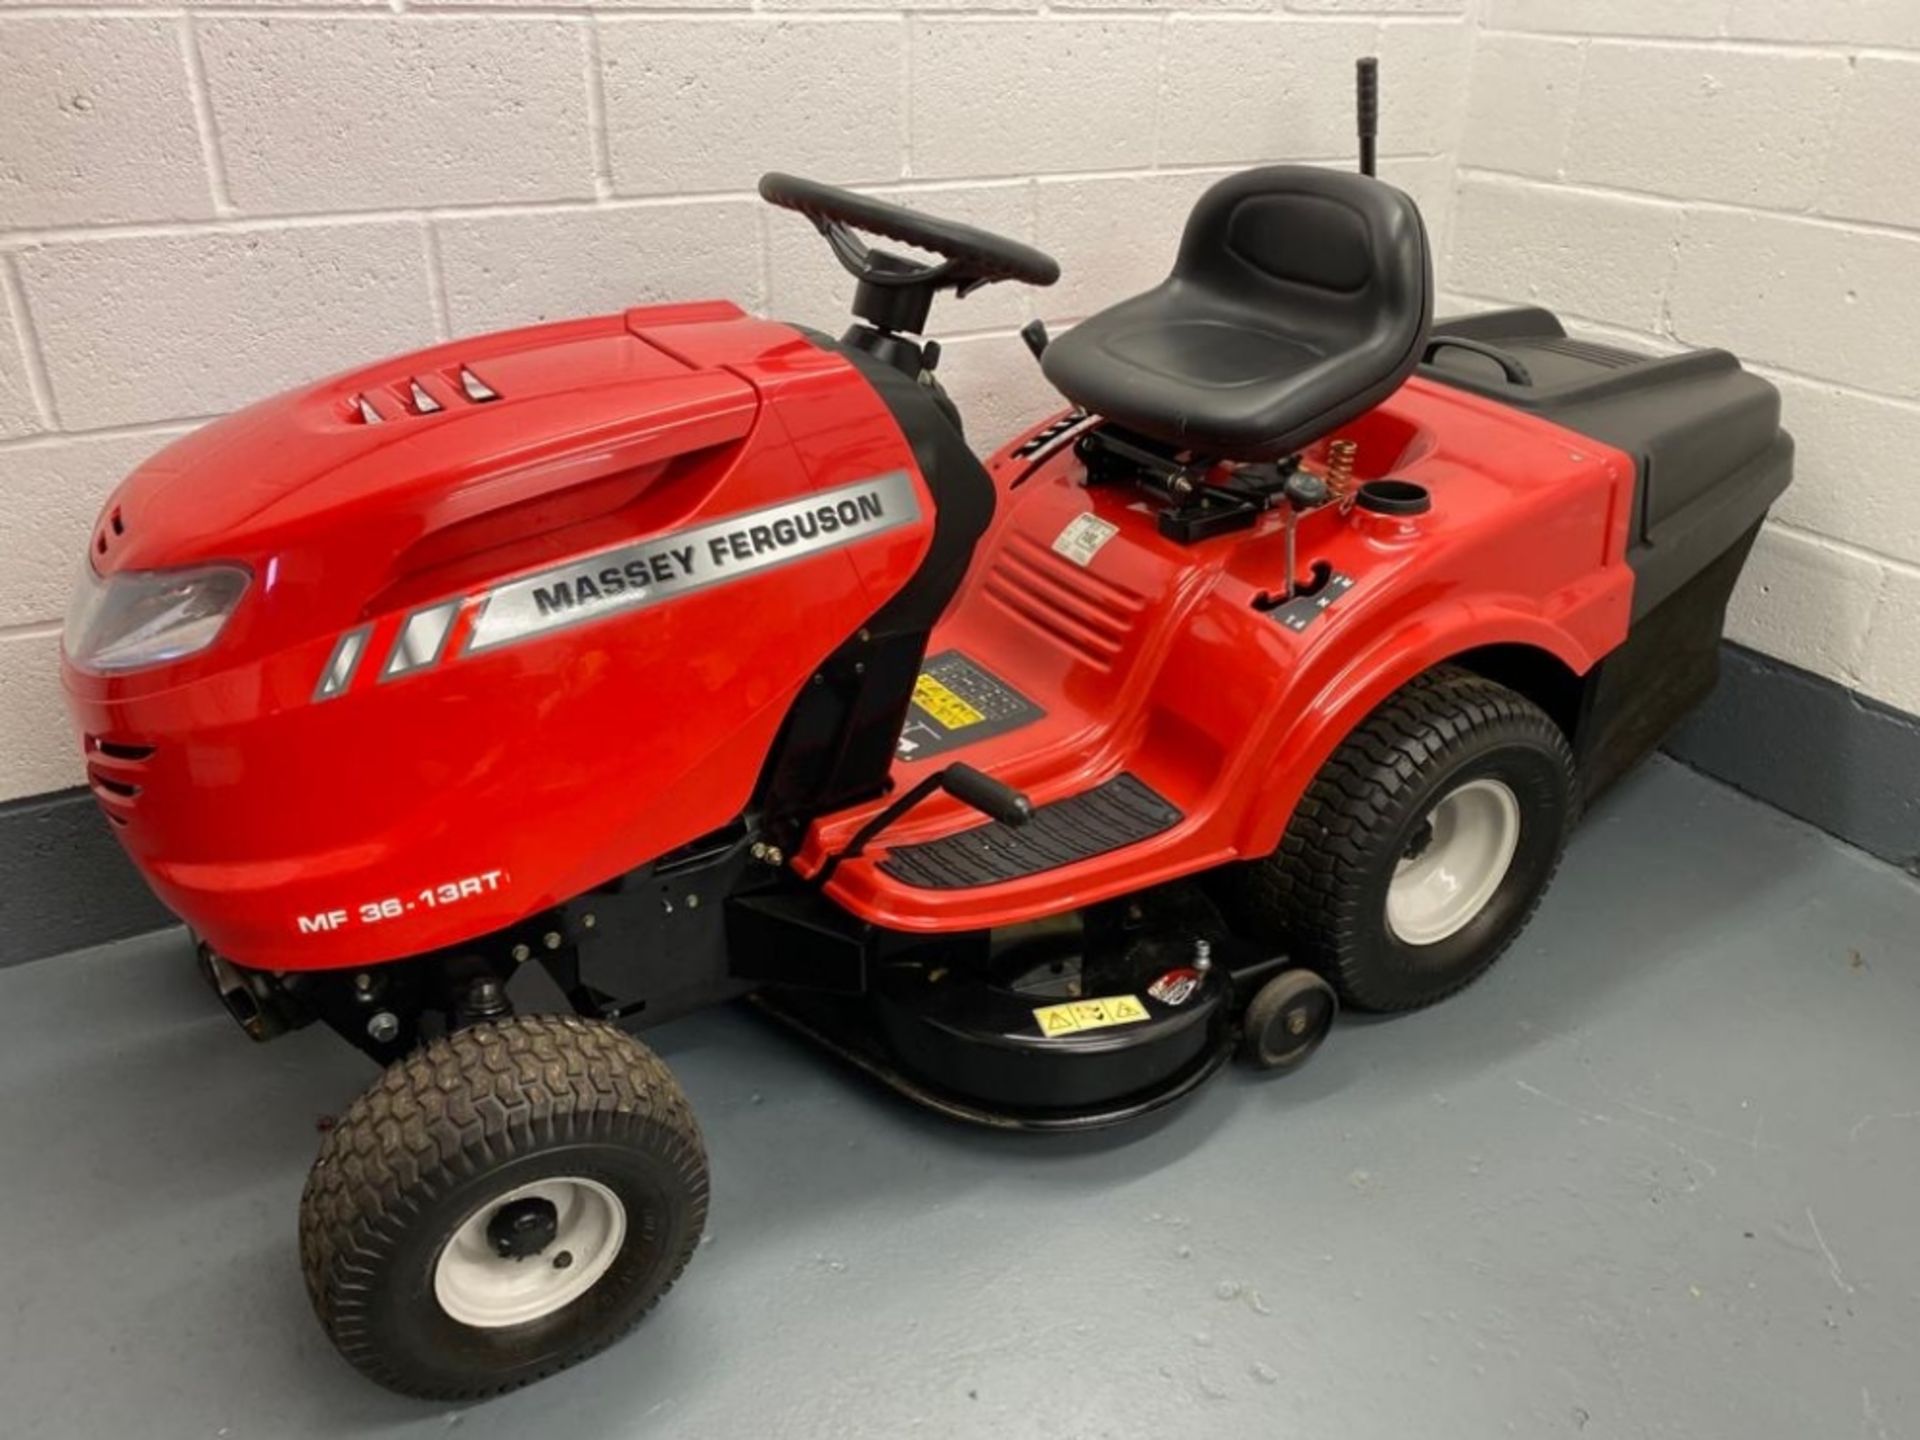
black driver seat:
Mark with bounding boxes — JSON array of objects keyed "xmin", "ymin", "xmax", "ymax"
[{"xmin": 1041, "ymin": 166, "xmax": 1432, "ymax": 461}]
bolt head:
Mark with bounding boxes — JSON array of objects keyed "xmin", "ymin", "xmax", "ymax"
[
  {"xmin": 581, "ymin": 912, "xmax": 596, "ymax": 929},
  {"xmin": 686, "ymin": 894, "xmax": 701, "ymax": 909},
  {"xmin": 366, "ymin": 1011, "xmax": 400, "ymax": 1044},
  {"xmin": 510, "ymin": 943, "xmax": 531, "ymax": 963},
  {"xmin": 542, "ymin": 931, "xmax": 562, "ymax": 950}
]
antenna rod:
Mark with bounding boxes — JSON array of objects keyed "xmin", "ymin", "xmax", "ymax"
[{"xmin": 1356, "ymin": 55, "xmax": 1379, "ymax": 177}]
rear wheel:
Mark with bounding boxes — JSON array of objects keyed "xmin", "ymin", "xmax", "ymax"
[
  {"xmin": 1240, "ymin": 666, "xmax": 1576, "ymax": 1013},
  {"xmin": 300, "ymin": 1014, "xmax": 708, "ymax": 1399}
]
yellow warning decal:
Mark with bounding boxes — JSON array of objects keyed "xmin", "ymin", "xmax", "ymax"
[
  {"xmin": 1032, "ymin": 994, "xmax": 1152, "ymax": 1037},
  {"xmin": 913, "ymin": 673, "xmax": 986, "ymax": 730}
]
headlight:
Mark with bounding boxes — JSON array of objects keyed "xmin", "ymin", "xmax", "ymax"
[{"xmin": 63, "ymin": 562, "xmax": 250, "ymax": 673}]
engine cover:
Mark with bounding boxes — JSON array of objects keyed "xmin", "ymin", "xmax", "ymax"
[{"xmin": 63, "ymin": 302, "xmax": 935, "ymax": 970}]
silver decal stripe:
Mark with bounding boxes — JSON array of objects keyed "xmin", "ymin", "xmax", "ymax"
[
  {"xmin": 314, "ymin": 626, "xmax": 371, "ymax": 702},
  {"xmin": 382, "ymin": 601, "xmax": 461, "ymax": 679},
  {"xmin": 464, "ymin": 471, "xmax": 921, "ymax": 655}
]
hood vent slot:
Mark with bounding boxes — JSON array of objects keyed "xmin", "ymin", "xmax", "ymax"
[
  {"xmin": 94, "ymin": 739, "xmax": 155, "ymax": 762},
  {"xmin": 95, "ymin": 505, "xmax": 125, "ymax": 556},
  {"xmin": 458, "ymin": 366, "xmax": 499, "ymax": 403},
  {"xmin": 349, "ymin": 367, "xmax": 499, "ymax": 425},
  {"xmin": 86, "ymin": 734, "xmax": 154, "ymax": 823}
]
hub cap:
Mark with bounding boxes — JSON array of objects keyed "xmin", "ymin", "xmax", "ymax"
[
  {"xmin": 433, "ymin": 1177, "xmax": 626, "ymax": 1329},
  {"xmin": 1386, "ymin": 778, "xmax": 1522, "ymax": 947}
]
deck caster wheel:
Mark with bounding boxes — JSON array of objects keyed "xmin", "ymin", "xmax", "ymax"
[
  {"xmin": 299, "ymin": 1015, "xmax": 708, "ymax": 1400},
  {"xmin": 1239, "ymin": 969, "xmax": 1337, "ymax": 1071}
]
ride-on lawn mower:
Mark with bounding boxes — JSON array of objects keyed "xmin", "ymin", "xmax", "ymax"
[{"xmin": 61, "ymin": 61, "xmax": 1789, "ymax": 1398}]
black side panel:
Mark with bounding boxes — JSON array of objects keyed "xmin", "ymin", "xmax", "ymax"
[
  {"xmin": 830, "ymin": 337, "xmax": 996, "ymax": 637},
  {"xmin": 1424, "ymin": 308, "xmax": 1792, "ymax": 619},
  {"xmin": 753, "ymin": 332, "xmax": 997, "ymax": 834},
  {"xmin": 1572, "ymin": 522, "xmax": 1762, "ymax": 802}
]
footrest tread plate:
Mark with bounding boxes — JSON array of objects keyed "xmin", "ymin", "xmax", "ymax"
[{"xmin": 878, "ymin": 772, "xmax": 1181, "ymax": 890}]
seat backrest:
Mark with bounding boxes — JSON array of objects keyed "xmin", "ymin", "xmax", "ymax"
[{"xmin": 1176, "ymin": 165, "xmax": 1431, "ymax": 365}]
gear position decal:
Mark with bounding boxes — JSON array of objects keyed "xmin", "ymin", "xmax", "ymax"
[{"xmin": 1267, "ymin": 572, "xmax": 1356, "ymax": 632}]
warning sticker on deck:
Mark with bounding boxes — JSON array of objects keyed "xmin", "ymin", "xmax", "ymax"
[
  {"xmin": 1050, "ymin": 511, "xmax": 1119, "ymax": 567},
  {"xmin": 1032, "ymin": 994, "xmax": 1151, "ymax": 1037},
  {"xmin": 896, "ymin": 651, "xmax": 1044, "ymax": 761}
]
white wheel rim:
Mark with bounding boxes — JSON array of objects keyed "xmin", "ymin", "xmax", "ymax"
[
  {"xmin": 1386, "ymin": 778, "xmax": 1522, "ymax": 947},
  {"xmin": 433, "ymin": 1177, "xmax": 627, "ymax": 1329}
]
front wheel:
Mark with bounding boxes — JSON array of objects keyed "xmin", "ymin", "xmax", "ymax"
[
  {"xmin": 1239, "ymin": 666, "xmax": 1576, "ymax": 1012},
  {"xmin": 299, "ymin": 1014, "xmax": 708, "ymax": 1399}
]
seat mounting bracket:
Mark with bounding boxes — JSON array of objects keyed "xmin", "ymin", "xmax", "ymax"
[{"xmin": 1076, "ymin": 427, "xmax": 1300, "ymax": 544}]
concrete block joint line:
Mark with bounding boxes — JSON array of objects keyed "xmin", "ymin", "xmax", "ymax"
[{"xmin": 0, "ymin": 0, "xmax": 1915, "ymax": 896}]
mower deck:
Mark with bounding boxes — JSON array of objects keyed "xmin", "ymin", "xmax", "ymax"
[{"xmin": 747, "ymin": 989, "xmax": 1234, "ymax": 1132}]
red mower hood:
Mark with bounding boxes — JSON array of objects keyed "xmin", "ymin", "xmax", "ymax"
[
  {"xmin": 61, "ymin": 298, "xmax": 931, "ymax": 973},
  {"xmin": 94, "ymin": 304, "xmax": 762, "ymax": 579}
]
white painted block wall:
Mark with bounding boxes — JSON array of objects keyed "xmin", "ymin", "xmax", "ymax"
[
  {"xmin": 1445, "ymin": 0, "xmax": 1920, "ymax": 719},
  {"xmin": 4, "ymin": 0, "xmax": 1914, "ymax": 809}
]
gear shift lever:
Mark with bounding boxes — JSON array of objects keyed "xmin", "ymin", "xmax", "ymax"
[{"xmin": 1281, "ymin": 471, "xmax": 1330, "ymax": 602}]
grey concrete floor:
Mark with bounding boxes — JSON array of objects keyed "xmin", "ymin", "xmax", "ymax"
[{"xmin": 2, "ymin": 756, "xmax": 1917, "ymax": 1439}]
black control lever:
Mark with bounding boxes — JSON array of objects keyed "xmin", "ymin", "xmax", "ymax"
[
  {"xmin": 1281, "ymin": 471, "xmax": 1330, "ymax": 603},
  {"xmin": 813, "ymin": 762, "xmax": 1032, "ymax": 887},
  {"xmin": 1020, "ymin": 319, "xmax": 1050, "ymax": 363},
  {"xmin": 940, "ymin": 762, "xmax": 1034, "ymax": 825}
]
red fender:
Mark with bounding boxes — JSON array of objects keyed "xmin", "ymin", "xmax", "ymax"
[{"xmin": 1229, "ymin": 603, "xmax": 1618, "ymax": 861}]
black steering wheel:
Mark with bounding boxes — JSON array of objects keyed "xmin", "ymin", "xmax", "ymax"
[{"xmin": 759, "ymin": 172, "xmax": 1060, "ymax": 296}]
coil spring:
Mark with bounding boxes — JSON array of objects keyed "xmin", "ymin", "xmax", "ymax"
[{"xmin": 1325, "ymin": 439, "xmax": 1359, "ymax": 508}]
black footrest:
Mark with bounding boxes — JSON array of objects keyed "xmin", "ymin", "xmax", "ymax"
[{"xmin": 878, "ymin": 773, "xmax": 1181, "ymax": 890}]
